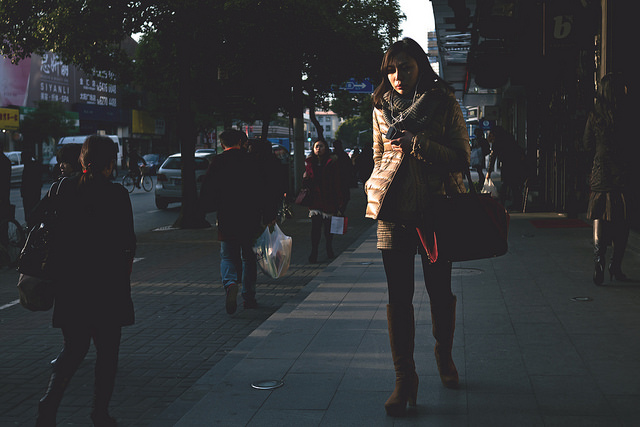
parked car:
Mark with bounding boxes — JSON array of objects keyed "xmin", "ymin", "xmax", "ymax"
[
  {"xmin": 5, "ymin": 151, "xmax": 23, "ymax": 186},
  {"xmin": 142, "ymin": 153, "xmax": 166, "ymax": 176},
  {"xmin": 154, "ymin": 152, "xmax": 213, "ymax": 209}
]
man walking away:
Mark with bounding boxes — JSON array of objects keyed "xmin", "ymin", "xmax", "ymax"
[{"xmin": 199, "ymin": 129, "xmax": 276, "ymax": 314}]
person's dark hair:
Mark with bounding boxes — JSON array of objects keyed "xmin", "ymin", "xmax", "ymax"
[
  {"xmin": 219, "ymin": 129, "xmax": 245, "ymax": 149},
  {"xmin": 372, "ymin": 37, "xmax": 445, "ymax": 108},
  {"xmin": 594, "ymin": 72, "xmax": 628, "ymax": 128},
  {"xmin": 57, "ymin": 143, "xmax": 83, "ymax": 172},
  {"xmin": 79, "ymin": 135, "xmax": 117, "ymax": 186},
  {"xmin": 333, "ymin": 139, "xmax": 344, "ymax": 151}
]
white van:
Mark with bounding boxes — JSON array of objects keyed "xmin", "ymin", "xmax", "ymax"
[{"xmin": 49, "ymin": 134, "xmax": 123, "ymax": 176}]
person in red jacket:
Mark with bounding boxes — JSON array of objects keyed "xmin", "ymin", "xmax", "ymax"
[{"xmin": 302, "ymin": 139, "xmax": 344, "ymax": 263}]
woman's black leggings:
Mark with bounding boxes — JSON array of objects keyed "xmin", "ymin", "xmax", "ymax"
[
  {"xmin": 382, "ymin": 248, "xmax": 453, "ymax": 306},
  {"xmin": 55, "ymin": 325, "xmax": 122, "ymax": 409}
]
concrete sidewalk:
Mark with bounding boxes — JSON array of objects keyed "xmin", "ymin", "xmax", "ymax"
[{"xmin": 165, "ymin": 213, "xmax": 640, "ymax": 427}]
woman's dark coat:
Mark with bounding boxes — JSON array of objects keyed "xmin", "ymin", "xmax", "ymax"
[
  {"xmin": 303, "ymin": 155, "xmax": 344, "ymax": 215},
  {"xmin": 50, "ymin": 176, "xmax": 136, "ymax": 328}
]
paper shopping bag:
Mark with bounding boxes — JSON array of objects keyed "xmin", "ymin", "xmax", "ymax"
[{"xmin": 330, "ymin": 216, "xmax": 348, "ymax": 235}]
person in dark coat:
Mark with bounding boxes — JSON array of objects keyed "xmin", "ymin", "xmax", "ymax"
[
  {"xmin": 200, "ymin": 129, "xmax": 275, "ymax": 314},
  {"xmin": 486, "ymin": 126, "xmax": 526, "ymax": 210},
  {"xmin": 303, "ymin": 139, "xmax": 344, "ymax": 263},
  {"xmin": 35, "ymin": 135, "xmax": 136, "ymax": 427},
  {"xmin": 20, "ymin": 150, "xmax": 42, "ymax": 225},
  {"xmin": 583, "ymin": 73, "xmax": 634, "ymax": 285},
  {"xmin": 249, "ymin": 138, "xmax": 284, "ymax": 224},
  {"xmin": 471, "ymin": 128, "xmax": 490, "ymax": 187}
]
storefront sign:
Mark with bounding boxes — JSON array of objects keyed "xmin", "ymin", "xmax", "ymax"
[{"xmin": 0, "ymin": 107, "xmax": 20, "ymax": 130}]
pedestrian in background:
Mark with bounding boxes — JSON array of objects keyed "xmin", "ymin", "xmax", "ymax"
[
  {"xmin": 486, "ymin": 126, "xmax": 526, "ymax": 211},
  {"xmin": 470, "ymin": 128, "xmax": 489, "ymax": 188},
  {"xmin": 35, "ymin": 135, "xmax": 136, "ymax": 427},
  {"xmin": 27, "ymin": 144, "xmax": 83, "ymax": 229},
  {"xmin": 303, "ymin": 139, "xmax": 344, "ymax": 263},
  {"xmin": 57, "ymin": 144, "xmax": 83, "ymax": 179},
  {"xmin": 583, "ymin": 73, "xmax": 634, "ymax": 285},
  {"xmin": 200, "ymin": 129, "xmax": 276, "ymax": 314},
  {"xmin": 20, "ymin": 149, "xmax": 42, "ymax": 225},
  {"xmin": 366, "ymin": 37, "xmax": 469, "ymax": 417}
]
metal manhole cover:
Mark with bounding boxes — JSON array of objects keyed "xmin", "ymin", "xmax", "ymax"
[
  {"xmin": 152, "ymin": 225, "xmax": 179, "ymax": 232},
  {"xmin": 451, "ymin": 268, "xmax": 484, "ymax": 276},
  {"xmin": 251, "ymin": 380, "xmax": 284, "ymax": 390},
  {"xmin": 571, "ymin": 297, "xmax": 593, "ymax": 302}
]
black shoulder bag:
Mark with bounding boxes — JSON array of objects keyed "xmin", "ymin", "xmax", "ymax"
[{"xmin": 16, "ymin": 177, "xmax": 66, "ymax": 311}]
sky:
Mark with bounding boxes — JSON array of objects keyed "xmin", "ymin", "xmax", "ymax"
[{"xmin": 398, "ymin": 0, "xmax": 436, "ymax": 52}]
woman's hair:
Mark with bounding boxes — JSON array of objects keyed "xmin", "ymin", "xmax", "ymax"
[
  {"xmin": 372, "ymin": 37, "xmax": 443, "ymax": 108},
  {"xmin": 79, "ymin": 135, "xmax": 117, "ymax": 185},
  {"xmin": 594, "ymin": 73, "xmax": 628, "ymax": 127}
]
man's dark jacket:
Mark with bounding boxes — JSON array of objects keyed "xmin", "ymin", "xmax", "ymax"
[{"xmin": 200, "ymin": 148, "xmax": 273, "ymax": 241}]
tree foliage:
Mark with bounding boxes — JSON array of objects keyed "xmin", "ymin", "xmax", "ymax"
[{"xmin": 20, "ymin": 101, "xmax": 76, "ymax": 148}]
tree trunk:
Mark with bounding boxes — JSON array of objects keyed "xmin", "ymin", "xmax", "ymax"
[{"xmin": 172, "ymin": 28, "xmax": 209, "ymax": 229}]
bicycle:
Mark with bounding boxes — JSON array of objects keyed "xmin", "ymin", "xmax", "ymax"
[
  {"xmin": 122, "ymin": 165, "xmax": 153, "ymax": 193},
  {"xmin": 0, "ymin": 204, "xmax": 26, "ymax": 268}
]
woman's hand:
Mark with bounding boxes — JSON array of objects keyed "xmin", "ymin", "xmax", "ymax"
[{"xmin": 390, "ymin": 130, "xmax": 415, "ymax": 153}]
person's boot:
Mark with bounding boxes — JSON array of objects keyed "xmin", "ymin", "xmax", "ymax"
[
  {"xmin": 385, "ymin": 304, "xmax": 418, "ymax": 417},
  {"xmin": 593, "ymin": 220, "xmax": 607, "ymax": 285},
  {"xmin": 609, "ymin": 221, "xmax": 629, "ymax": 282},
  {"xmin": 91, "ymin": 358, "xmax": 118, "ymax": 426},
  {"xmin": 35, "ymin": 373, "xmax": 71, "ymax": 427},
  {"xmin": 309, "ymin": 216, "xmax": 321, "ymax": 263},
  {"xmin": 326, "ymin": 235, "xmax": 335, "ymax": 259},
  {"xmin": 308, "ymin": 248, "xmax": 318, "ymax": 263},
  {"xmin": 431, "ymin": 295, "xmax": 459, "ymax": 389}
]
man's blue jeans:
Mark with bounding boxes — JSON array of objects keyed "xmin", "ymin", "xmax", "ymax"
[{"xmin": 220, "ymin": 239, "xmax": 257, "ymax": 301}]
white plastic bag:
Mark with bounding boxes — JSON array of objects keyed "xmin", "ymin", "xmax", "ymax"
[
  {"xmin": 481, "ymin": 178, "xmax": 498, "ymax": 198},
  {"xmin": 253, "ymin": 224, "xmax": 292, "ymax": 279}
]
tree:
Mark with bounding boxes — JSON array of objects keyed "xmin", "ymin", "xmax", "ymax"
[
  {"xmin": 1, "ymin": 0, "xmax": 223, "ymax": 228},
  {"xmin": 21, "ymin": 101, "xmax": 77, "ymax": 152},
  {"xmin": 336, "ymin": 116, "xmax": 372, "ymax": 147}
]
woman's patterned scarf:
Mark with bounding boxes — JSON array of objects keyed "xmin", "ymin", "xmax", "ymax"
[{"xmin": 382, "ymin": 81, "xmax": 447, "ymax": 134}]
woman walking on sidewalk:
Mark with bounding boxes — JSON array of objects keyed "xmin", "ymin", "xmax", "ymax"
[
  {"xmin": 365, "ymin": 38, "xmax": 469, "ymax": 417},
  {"xmin": 35, "ymin": 135, "xmax": 136, "ymax": 427},
  {"xmin": 584, "ymin": 73, "xmax": 634, "ymax": 285},
  {"xmin": 303, "ymin": 139, "xmax": 344, "ymax": 263}
]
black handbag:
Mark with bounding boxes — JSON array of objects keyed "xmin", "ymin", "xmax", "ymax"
[
  {"xmin": 419, "ymin": 170, "xmax": 509, "ymax": 262},
  {"xmin": 16, "ymin": 178, "xmax": 65, "ymax": 311}
]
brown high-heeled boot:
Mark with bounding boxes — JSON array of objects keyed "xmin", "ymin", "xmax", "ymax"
[
  {"xmin": 385, "ymin": 304, "xmax": 419, "ymax": 417},
  {"xmin": 431, "ymin": 295, "xmax": 459, "ymax": 389}
]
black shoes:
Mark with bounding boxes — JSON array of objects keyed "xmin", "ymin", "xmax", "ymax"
[{"xmin": 593, "ymin": 260, "xmax": 605, "ymax": 286}]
